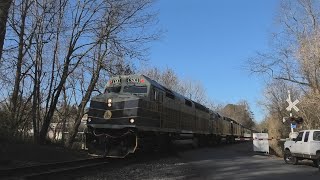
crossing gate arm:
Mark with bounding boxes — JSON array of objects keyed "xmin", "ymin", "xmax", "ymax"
[{"xmin": 235, "ymin": 137, "xmax": 287, "ymax": 142}]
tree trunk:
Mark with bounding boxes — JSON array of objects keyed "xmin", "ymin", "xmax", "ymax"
[
  {"xmin": 0, "ymin": 0, "xmax": 12, "ymax": 60},
  {"xmin": 66, "ymin": 71, "xmax": 101, "ymax": 147},
  {"xmin": 31, "ymin": 57, "xmax": 39, "ymax": 143},
  {"xmin": 11, "ymin": 1, "xmax": 28, "ymax": 131},
  {"xmin": 38, "ymin": 61, "xmax": 70, "ymax": 144},
  {"xmin": 61, "ymin": 86, "xmax": 68, "ymax": 142}
]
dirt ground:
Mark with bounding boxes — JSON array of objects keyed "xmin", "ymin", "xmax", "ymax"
[{"xmin": 0, "ymin": 142, "xmax": 89, "ymax": 169}]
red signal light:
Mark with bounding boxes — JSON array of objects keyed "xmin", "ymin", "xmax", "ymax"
[{"xmin": 140, "ymin": 79, "xmax": 145, "ymax": 83}]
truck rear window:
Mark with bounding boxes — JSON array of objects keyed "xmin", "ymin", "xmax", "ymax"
[{"xmin": 313, "ymin": 131, "xmax": 320, "ymax": 141}]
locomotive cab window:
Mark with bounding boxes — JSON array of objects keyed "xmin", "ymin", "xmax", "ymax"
[
  {"xmin": 165, "ymin": 92, "xmax": 175, "ymax": 99},
  {"xmin": 151, "ymin": 88, "xmax": 164, "ymax": 102},
  {"xmin": 154, "ymin": 89, "xmax": 158, "ymax": 100},
  {"xmin": 158, "ymin": 92, "xmax": 163, "ymax": 102},
  {"xmin": 123, "ymin": 86, "xmax": 148, "ymax": 94},
  {"xmin": 105, "ymin": 86, "xmax": 121, "ymax": 93}
]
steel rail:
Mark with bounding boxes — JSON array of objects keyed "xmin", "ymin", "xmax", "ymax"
[{"xmin": 0, "ymin": 157, "xmax": 108, "ymax": 179}]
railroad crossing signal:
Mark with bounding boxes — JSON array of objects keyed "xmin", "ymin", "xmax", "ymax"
[
  {"xmin": 282, "ymin": 90, "xmax": 303, "ymax": 133},
  {"xmin": 283, "ymin": 116, "xmax": 304, "ymax": 124},
  {"xmin": 286, "ymin": 90, "xmax": 299, "ymax": 112},
  {"xmin": 291, "ymin": 123, "xmax": 297, "ymax": 129}
]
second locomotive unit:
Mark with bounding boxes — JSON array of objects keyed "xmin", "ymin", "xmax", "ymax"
[{"xmin": 86, "ymin": 74, "xmax": 252, "ymax": 157}]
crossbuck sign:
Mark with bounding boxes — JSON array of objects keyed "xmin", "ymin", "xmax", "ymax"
[{"xmin": 286, "ymin": 90, "xmax": 299, "ymax": 112}]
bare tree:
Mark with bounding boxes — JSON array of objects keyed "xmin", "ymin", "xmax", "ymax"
[
  {"xmin": 142, "ymin": 67, "xmax": 180, "ymax": 90},
  {"xmin": 1, "ymin": 0, "xmax": 159, "ymax": 145},
  {"xmin": 0, "ymin": 0, "xmax": 13, "ymax": 60},
  {"xmin": 297, "ymin": 92, "xmax": 320, "ymax": 129},
  {"xmin": 248, "ymin": 0, "xmax": 320, "ymax": 138},
  {"xmin": 179, "ymin": 79, "xmax": 207, "ymax": 104},
  {"xmin": 205, "ymin": 99, "xmax": 224, "ymax": 112},
  {"xmin": 65, "ymin": 0, "xmax": 159, "ymax": 147},
  {"xmin": 220, "ymin": 100, "xmax": 255, "ymax": 128},
  {"xmin": 141, "ymin": 66, "xmax": 162, "ymax": 82},
  {"xmin": 3, "ymin": 0, "xmax": 36, "ymax": 136},
  {"xmin": 248, "ymin": 0, "xmax": 320, "ymax": 92},
  {"xmin": 141, "ymin": 66, "xmax": 209, "ymax": 104},
  {"xmin": 258, "ymin": 80, "xmax": 300, "ymax": 156}
]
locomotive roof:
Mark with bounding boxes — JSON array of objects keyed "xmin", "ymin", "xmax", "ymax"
[
  {"xmin": 141, "ymin": 75, "xmax": 166, "ymax": 91},
  {"xmin": 142, "ymin": 75, "xmax": 211, "ymax": 113},
  {"xmin": 109, "ymin": 74, "xmax": 252, "ymax": 130},
  {"xmin": 141, "ymin": 75, "xmax": 192, "ymax": 102},
  {"xmin": 112, "ymin": 75, "xmax": 255, "ymax": 124}
]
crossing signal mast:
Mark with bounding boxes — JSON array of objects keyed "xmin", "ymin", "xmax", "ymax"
[{"xmin": 282, "ymin": 90, "xmax": 303, "ymax": 133}]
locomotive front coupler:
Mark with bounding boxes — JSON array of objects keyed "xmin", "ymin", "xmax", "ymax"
[{"xmin": 93, "ymin": 128, "xmax": 138, "ymax": 158}]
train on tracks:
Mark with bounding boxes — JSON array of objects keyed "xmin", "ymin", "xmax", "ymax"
[{"xmin": 85, "ymin": 74, "xmax": 253, "ymax": 157}]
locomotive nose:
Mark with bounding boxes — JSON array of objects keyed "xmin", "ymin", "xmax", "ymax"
[
  {"xmin": 91, "ymin": 93, "xmax": 136, "ymax": 103},
  {"xmin": 87, "ymin": 93, "xmax": 140, "ymax": 125}
]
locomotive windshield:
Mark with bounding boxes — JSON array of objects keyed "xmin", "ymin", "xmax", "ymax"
[
  {"xmin": 105, "ymin": 86, "xmax": 121, "ymax": 93},
  {"xmin": 123, "ymin": 86, "xmax": 147, "ymax": 94}
]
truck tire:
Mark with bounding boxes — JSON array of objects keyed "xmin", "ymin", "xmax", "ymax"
[
  {"xmin": 284, "ymin": 150, "xmax": 298, "ymax": 165},
  {"xmin": 317, "ymin": 153, "xmax": 320, "ymax": 171},
  {"xmin": 312, "ymin": 159, "xmax": 318, "ymax": 167},
  {"xmin": 192, "ymin": 137, "xmax": 199, "ymax": 149}
]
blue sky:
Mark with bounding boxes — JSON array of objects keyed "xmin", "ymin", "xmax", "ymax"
[{"xmin": 148, "ymin": 0, "xmax": 279, "ymax": 122}]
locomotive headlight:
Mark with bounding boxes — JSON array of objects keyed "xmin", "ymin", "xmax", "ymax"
[
  {"xmin": 108, "ymin": 98, "xmax": 112, "ymax": 103},
  {"xmin": 129, "ymin": 118, "xmax": 135, "ymax": 123},
  {"xmin": 108, "ymin": 103, "xmax": 112, "ymax": 107}
]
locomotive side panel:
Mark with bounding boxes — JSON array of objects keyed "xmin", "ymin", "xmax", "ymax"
[
  {"xmin": 137, "ymin": 100, "xmax": 162, "ymax": 128},
  {"xmin": 162, "ymin": 96, "xmax": 180, "ymax": 129},
  {"xmin": 195, "ymin": 110, "xmax": 210, "ymax": 134},
  {"xmin": 244, "ymin": 127, "xmax": 252, "ymax": 138},
  {"xmin": 180, "ymin": 100, "xmax": 195, "ymax": 131},
  {"xmin": 232, "ymin": 122, "xmax": 242, "ymax": 137},
  {"xmin": 221, "ymin": 118, "xmax": 232, "ymax": 135},
  {"xmin": 194, "ymin": 102, "xmax": 210, "ymax": 134},
  {"xmin": 211, "ymin": 117, "xmax": 219, "ymax": 135}
]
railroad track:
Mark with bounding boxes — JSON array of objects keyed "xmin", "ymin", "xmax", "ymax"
[
  {"xmin": 0, "ymin": 151, "xmax": 171, "ymax": 180},
  {"xmin": 0, "ymin": 157, "xmax": 112, "ymax": 179},
  {"xmin": 0, "ymin": 147, "xmax": 182, "ymax": 179}
]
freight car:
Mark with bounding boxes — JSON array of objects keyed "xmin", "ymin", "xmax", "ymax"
[
  {"xmin": 209, "ymin": 112, "xmax": 253, "ymax": 144},
  {"xmin": 85, "ymin": 74, "xmax": 253, "ymax": 157}
]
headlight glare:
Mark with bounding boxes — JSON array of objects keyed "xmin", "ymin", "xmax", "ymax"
[{"xmin": 129, "ymin": 119, "xmax": 135, "ymax": 123}]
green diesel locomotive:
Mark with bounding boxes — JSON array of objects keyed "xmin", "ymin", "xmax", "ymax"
[{"xmin": 86, "ymin": 74, "xmax": 252, "ymax": 157}]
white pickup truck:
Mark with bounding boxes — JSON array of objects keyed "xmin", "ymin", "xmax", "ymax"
[{"xmin": 284, "ymin": 130, "xmax": 320, "ymax": 170}]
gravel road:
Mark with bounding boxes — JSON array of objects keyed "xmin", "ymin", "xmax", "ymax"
[{"xmin": 78, "ymin": 142, "xmax": 320, "ymax": 180}]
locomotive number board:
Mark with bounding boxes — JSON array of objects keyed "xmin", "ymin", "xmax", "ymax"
[
  {"xmin": 110, "ymin": 79, "xmax": 121, "ymax": 84},
  {"xmin": 127, "ymin": 78, "xmax": 145, "ymax": 83}
]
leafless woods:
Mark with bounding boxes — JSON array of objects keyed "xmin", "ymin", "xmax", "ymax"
[
  {"xmin": 248, "ymin": 0, "xmax": 320, "ymax": 155},
  {"xmin": 0, "ymin": 0, "xmax": 160, "ymax": 146}
]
